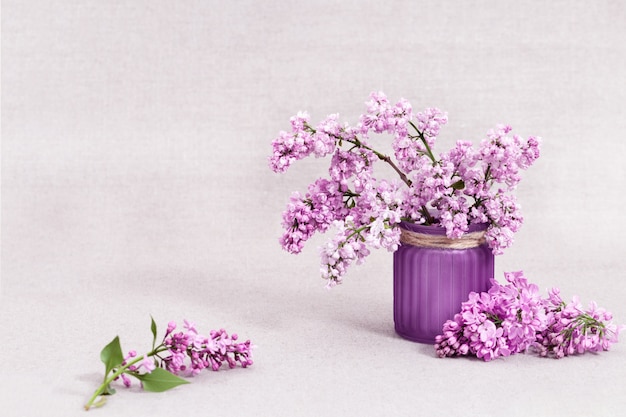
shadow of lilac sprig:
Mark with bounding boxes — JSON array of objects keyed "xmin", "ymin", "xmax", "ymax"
[
  {"xmin": 434, "ymin": 271, "xmax": 622, "ymax": 361},
  {"xmin": 85, "ymin": 317, "xmax": 254, "ymax": 410}
]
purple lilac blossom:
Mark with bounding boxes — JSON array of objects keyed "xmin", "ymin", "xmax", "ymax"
[
  {"xmin": 269, "ymin": 112, "xmax": 314, "ymax": 173},
  {"xmin": 162, "ymin": 323, "xmax": 253, "ymax": 376},
  {"xmin": 116, "ymin": 321, "xmax": 254, "ymax": 389},
  {"xmin": 534, "ymin": 289, "xmax": 623, "ymax": 358},
  {"xmin": 435, "ymin": 271, "xmax": 621, "ymax": 361},
  {"xmin": 269, "ymin": 92, "xmax": 541, "ymax": 286}
]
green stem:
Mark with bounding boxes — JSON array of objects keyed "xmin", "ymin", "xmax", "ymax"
[
  {"xmin": 305, "ymin": 122, "xmax": 412, "ymax": 188},
  {"xmin": 84, "ymin": 357, "xmax": 142, "ymax": 410},
  {"xmin": 419, "ymin": 206, "xmax": 436, "ymax": 225},
  {"xmin": 374, "ymin": 151, "xmax": 413, "ymax": 188},
  {"xmin": 487, "ymin": 313, "xmax": 504, "ymax": 327},
  {"xmin": 331, "ymin": 218, "xmax": 383, "ymax": 257},
  {"xmin": 408, "ymin": 121, "xmax": 437, "ymax": 164},
  {"xmin": 84, "ymin": 347, "xmax": 167, "ymax": 411},
  {"xmin": 340, "ymin": 134, "xmax": 412, "ymax": 187},
  {"xmin": 344, "ymin": 223, "xmax": 371, "ymax": 242}
]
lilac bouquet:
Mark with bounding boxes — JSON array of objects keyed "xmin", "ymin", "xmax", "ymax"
[
  {"xmin": 85, "ymin": 318, "xmax": 253, "ymax": 410},
  {"xmin": 435, "ymin": 271, "xmax": 622, "ymax": 361},
  {"xmin": 269, "ymin": 92, "xmax": 540, "ymax": 287}
]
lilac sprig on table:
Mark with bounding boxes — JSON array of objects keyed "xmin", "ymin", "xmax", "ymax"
[
  {"xmin": 269, "ymin": 92, "xmax": 541, "ymax": 287},
  {"xmin": 535, "ymin": 288, "xmax": 620, "ymax": 358},
  {"xmin": 85, "ymin": 318, "xmax": 253, "ymax": 410},
  {"xmin": 434, "ymin": 271, "xmax": 622, "ymax": 361}
]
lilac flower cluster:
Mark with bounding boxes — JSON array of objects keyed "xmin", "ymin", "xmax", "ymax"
[
  {"xmin": 269, "ymin": 92, "xmax": 541, "ymax": 286},
  {"xmin": 269, "ymin": 111, "xmax": 348, "ymax": 173},
  {"xmin": 160, "ymin": 320, "xmax": 253, "ymax": 376},
  {"xmin": 118, "ymin": 320, "xmax": 253, "ymax": 388},
  {"xmin": 535, "ymin": 289, "xmax": 621, "ymax": 358},
  {"xmin": 434, "ymin": 271, "xmax": 621, "ymax": 361},
  {"xmin": 86, "ymin": 318, "xmax": 254, "ymax": 410}
]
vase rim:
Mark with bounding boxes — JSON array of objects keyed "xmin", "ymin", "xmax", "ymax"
[{"xmin": 399, "ymin": 221, "xmax": 488, "ymax": 235}]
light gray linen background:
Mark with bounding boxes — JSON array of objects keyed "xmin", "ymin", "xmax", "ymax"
[{"xmin": 2, "ymin": 1, "xmax": 625, "ymax": 416}]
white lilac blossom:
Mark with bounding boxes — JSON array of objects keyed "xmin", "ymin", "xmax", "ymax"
[
  {"xmin": 269, "ymin": 92, "xmax": 541, "ymax": 286},
  {"xmin": 434, "ymin": 271, "xmax": 622, "ymax": 361},
  {"xmin": 85, "ymin": 318, "xmax": 254, "ymax": 410}
]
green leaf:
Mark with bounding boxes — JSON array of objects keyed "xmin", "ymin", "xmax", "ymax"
[
  {"xmin": 100, "ymin": 336, "xmax": 124, "ymax": 376},
  {"xmin": 150, "ymin": 316, "xmax": 158, "ymax": 350},
  {"xmin": 135, "ymin": 368, "xmax": 190, "ymax": 392},
  {"xmin": 451, "ymin": 179, "xmax": 465, "ymax": 190}
]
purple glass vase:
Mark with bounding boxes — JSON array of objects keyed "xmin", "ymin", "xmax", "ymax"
[{"xmin": 393, "ymin": 221, "xmax": 494, "ymax": 343}]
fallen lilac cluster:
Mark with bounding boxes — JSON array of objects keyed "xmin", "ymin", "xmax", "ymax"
[
  {"xmin": 159, "ymin": 320, "xmax": 253, "ymax": 376},
  {"xmin": 535, "ymin": 289, "xmax": 619, "ymax": 358},
  {"xmin": 435, "ymin": 271, "xmax": 621, "ymax": 361},
  {"xmin": 85, "ymin": 318, "xmax": 254, "ymax": 410},
  {"xmin": 269, "ymin": 92, "xmax": 541, "ymax": 287}
]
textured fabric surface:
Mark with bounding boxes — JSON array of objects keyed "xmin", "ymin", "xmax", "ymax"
[{"xmin": 2, "ymin": 1, "xmax": 625, "ymax": 416}]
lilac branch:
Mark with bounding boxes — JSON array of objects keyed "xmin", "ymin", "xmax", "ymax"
[{"xmin": 305, "ymin": 123, "xmax": 413, "ymax": 188}]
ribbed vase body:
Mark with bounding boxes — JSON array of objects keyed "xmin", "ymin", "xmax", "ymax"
[{"xmin": 393, "ymin": 222, "xmax": 494, "ymax": 343}]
